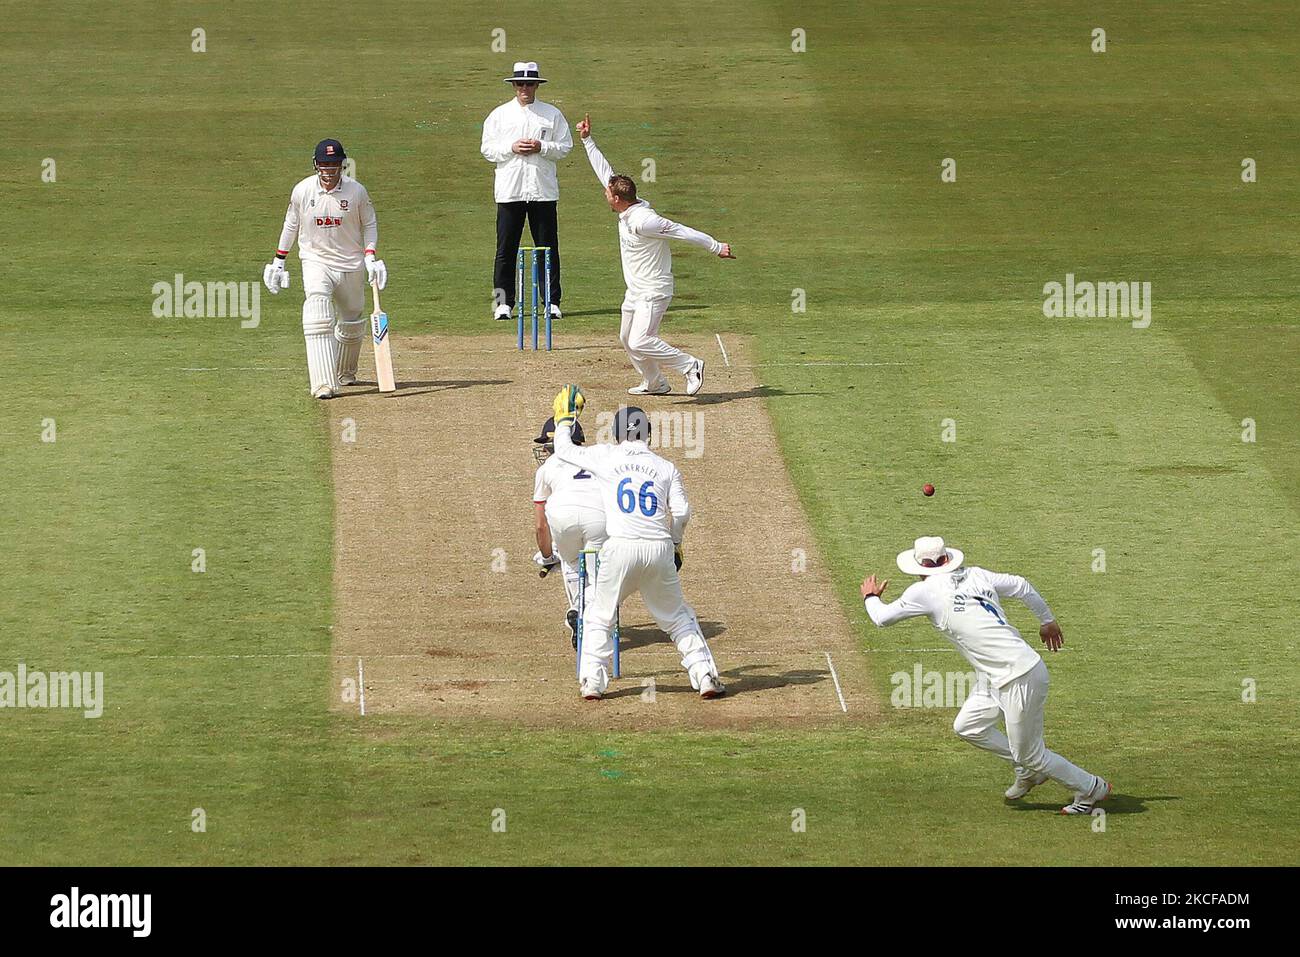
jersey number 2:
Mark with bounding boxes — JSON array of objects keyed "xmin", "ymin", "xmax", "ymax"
[{"xmin": 617, "ymin": 478, "xmax": 658, "ymax": 516}]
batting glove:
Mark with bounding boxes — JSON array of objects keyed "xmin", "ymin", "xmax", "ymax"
[
  {"xmin": 263, "ymin": 260, "xmax": 289, "ymax": 294},
  {"xmin": 365, "ymin": 254, "xmax": 388, "ymax": 290},
  {"xmin": 533, "ymin": 550, "xmax": 560, "ymax": 569}
]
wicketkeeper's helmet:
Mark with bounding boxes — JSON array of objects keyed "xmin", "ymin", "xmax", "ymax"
[{"xmin": 613, "ymin": 406, "xmax": 651, "ymax": 443}]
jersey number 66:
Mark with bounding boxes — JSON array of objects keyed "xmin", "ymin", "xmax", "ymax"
[{"xmin": 617, "ymin": 478, "xmax": 658, "ymax": 516}]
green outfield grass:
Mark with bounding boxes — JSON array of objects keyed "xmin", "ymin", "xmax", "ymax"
[{"xmin": 2, "ymin": 0, "xmax": 1297, "ymax": 865}]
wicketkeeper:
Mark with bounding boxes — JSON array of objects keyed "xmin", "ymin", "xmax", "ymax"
[
  {"xmin": 263, "ymin": 138, "xmax": 388, "ymax": 399},
  {"xmin": 861, "ymin": 537, "xmax": 1112, "ymax": 815},
  {"xmin": 549, "ymin": 386, "xmax": 723, "ymax": 701}
]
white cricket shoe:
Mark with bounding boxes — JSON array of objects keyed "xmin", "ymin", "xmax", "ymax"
[
  {"xmin": 580, "ymin": 679, "xmax": 602, "ymax": 701},
  {"xmin": 685, "ymin": 358, "xmax": 706, "ymax": 396},
  {"xmin": 312, "ymin": 385, "xmax": 336, "ymax": 400},
  {"xmin": 338, "ymin": 372, "xmax": 357, "ymax": 386},
  {"xmin": 699, "ymin": 674, "xmax": 726, "ymax": 699},
  {"xmin": 1061, "ymin": 776, "xmax": 1111, "ymax": 815},
  {"xmin": 493, "ymin": 303, "xmax": 512, "ymax": 321},
  {"xmin": 1004, "ymin": 771, "xmax": 1050, "ymax": 799},
  {"xmin": 550, "ymin": 304, "xmax": 563, "ymax": 320},
  {"xmin": 628, "ymin": 379, "xmax": 670, "ymax": 396}
]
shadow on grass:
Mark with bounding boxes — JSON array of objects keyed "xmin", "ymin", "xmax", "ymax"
[
  {"xmin": 1007, "ymin": 793, "xmax": 1173, "ymax": 815},
  {"xmin": 682, "ymin": 384, "xmax": 822, "ymax": 406},
  {"xmin": 341, "ymin": 378, "xmax": 512, "ymax": 398}
]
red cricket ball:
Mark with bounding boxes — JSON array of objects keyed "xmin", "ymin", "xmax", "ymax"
[{"xmin": 923, "ymin": 483, "xmax": 935, "ymax": 496}]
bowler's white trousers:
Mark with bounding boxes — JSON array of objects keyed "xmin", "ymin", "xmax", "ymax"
[
  {"xmin": 619, "ymin": 293, "xmax": 697, "ymax": 388},
  {"xmin": 545, "ymin": 503, "xmax": 606, "ymax": 613},
  {"xmin": 952, "ymin": 660, "xmax": 1097, "ymax": 794},
  {"xmin": 579, "ymin": 537, "xmax": 717, "ymax": 693}
]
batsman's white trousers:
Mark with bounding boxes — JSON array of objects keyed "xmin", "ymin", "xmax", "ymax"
[
  {"xmin": 619, "ymin": 293, "xmax": 697, "ymax": 388},
  {"xmin": 580, "ymin": 537, "xmax": 718, "ymax": 693},
  {"xmin": 545, "ymin": 503, "xmax": 606, "ymax": 612},
  {"xmin": 302, "ymin": 261, "xmax": 365, "ymax": 322},
  {"xmin": 952, "ymin": 660, "xmax": 1097, "ymax": 794}
]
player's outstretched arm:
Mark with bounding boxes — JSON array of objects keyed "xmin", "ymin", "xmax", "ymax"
[
  {"xmin": 549, "ymin": 386, "xmax": 602, "ymax": 471},
  {"xmin": 578, "ymin": 116, "xmax": 616, "ymax": 187},
  {"xmin": 861, "ymin": 576, "xmax": 930, "ymax": 627},
  {"xmin": 634, "ymin": 211, "xmax": 735, "ymax": 259}
]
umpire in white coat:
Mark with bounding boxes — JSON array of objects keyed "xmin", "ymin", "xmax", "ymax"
[{"xmin": 481, "ymin": 61, "xmax": 573, "ymax": 320}]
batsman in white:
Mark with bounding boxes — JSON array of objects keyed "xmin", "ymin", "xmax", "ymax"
[
  {"xmin": 262, "ymin": 139, "xmax": 388, "ymax": 399},
  {"xmin": 531, "ymin": 416, "xmax": 606, "ymax": 647},
  {"xmin": 549, "ymin": 386, "xmax": 723, "ymax": 701},
  {"xmin": 861, "ymin": 537, "xmax": 1112, "ymax": 815},
  {"xmin": 576, "ymin": 114, "xmax": 734, "ymax": 397}
]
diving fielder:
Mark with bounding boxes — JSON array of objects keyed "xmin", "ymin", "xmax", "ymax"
[
  {"xmin": 263, "ymin": 139, "xmax": 388, "ymax": 399},
  {"xmin": 531, "ymin": 417, "xmax": 606, "ymax": 646},
  {"xmin": 861, "ymin": 537, "xmax": 1112, "ymax": 815},
  {"xmin": 576, "ymin": 114, "xmax": 734, "ymax": 397},
  {"xmin": 549, "ymin": 386, "xmax": 723, "ymax": 701}
]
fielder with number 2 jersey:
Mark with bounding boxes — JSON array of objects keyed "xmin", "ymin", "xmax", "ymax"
[
  {"xmin": 549, "ymin": 387, "xmax": 724, "ymax": 701},
  {"xmin": 861, "ymin": 537, "xmax": 1112, "ymax": 815},
  {"xmin": 532, "ymin": 417, "xmax": 605, "ymax": 645}
]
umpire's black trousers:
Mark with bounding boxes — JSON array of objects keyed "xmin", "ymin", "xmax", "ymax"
[{"xmin": 494, "ymin": 201, "xmax": 561, "ymax": 308}]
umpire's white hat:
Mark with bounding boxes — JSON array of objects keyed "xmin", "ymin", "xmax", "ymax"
[
  {"xmin": 896, "ymin": 536, "xmax": 964, "ymax": 576},
  {"xmin": 504, "ymin": 61, "xmax": 548, "ymax": 83}
]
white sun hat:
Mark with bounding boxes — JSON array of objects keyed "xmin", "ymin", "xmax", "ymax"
[
  {"xmin": 504, "ymin": 61, "xmax": 548, "ymax": 83},
  {"xmin": 896, "ymin": 536, "xmax": 964, "ymax": 576}
]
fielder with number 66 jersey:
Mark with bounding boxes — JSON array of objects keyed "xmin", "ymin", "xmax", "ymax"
[
  {"xmin": 549, "ymin": 386, "xmax": 724, "ymax": 701},
  {"xmin": 532, "ymin": 417, "xmax": 606, "ymax": 647},
  {"xmin": 262, "ymin": 138, "xmax": 388, "ymax": 399}
]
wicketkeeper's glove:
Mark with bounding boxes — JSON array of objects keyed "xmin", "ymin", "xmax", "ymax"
[{"xmin": 553, "ymin": 385, "xmax": 585, "ymax": 426}]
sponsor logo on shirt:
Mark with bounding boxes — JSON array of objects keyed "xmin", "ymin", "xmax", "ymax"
[{"xmin": 315, "ymin": 217, "xmax": 343, "ymax": 227}]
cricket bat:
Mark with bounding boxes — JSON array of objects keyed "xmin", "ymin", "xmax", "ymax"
[{"xmin": 369, "ymin": 279, "xmax": 396, "ymax": 393}]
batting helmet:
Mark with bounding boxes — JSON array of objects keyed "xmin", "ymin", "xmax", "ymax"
[{"xmin": 533, "ymin": 416, "xmax": 584, "ymax": 464}]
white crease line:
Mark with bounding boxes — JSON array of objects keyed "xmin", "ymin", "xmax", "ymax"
[
  {"xmin": 145, "ymin": 648, "xmax": 814, "ymax": 660},
  {"xmin": 757, "ymin": 361, "xmax": 905, "ymax": 367},
  {"xmin": 714, "ymin": 333, "xmax": 730, "ymax": 366},
  {"xmin": 824, "ymin": 652, "xmax": 848, "ymax": 713},
  {"xmin": 174, "ymin": 361, "xmax": 903, "ymax": 373},
  {"xmin": 358, "ymin": 657, "xmax": 366, "ymax": 716},
  {"xmin": 861, "ymin": 648, "xmax": 958, "ymax": 653}
]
